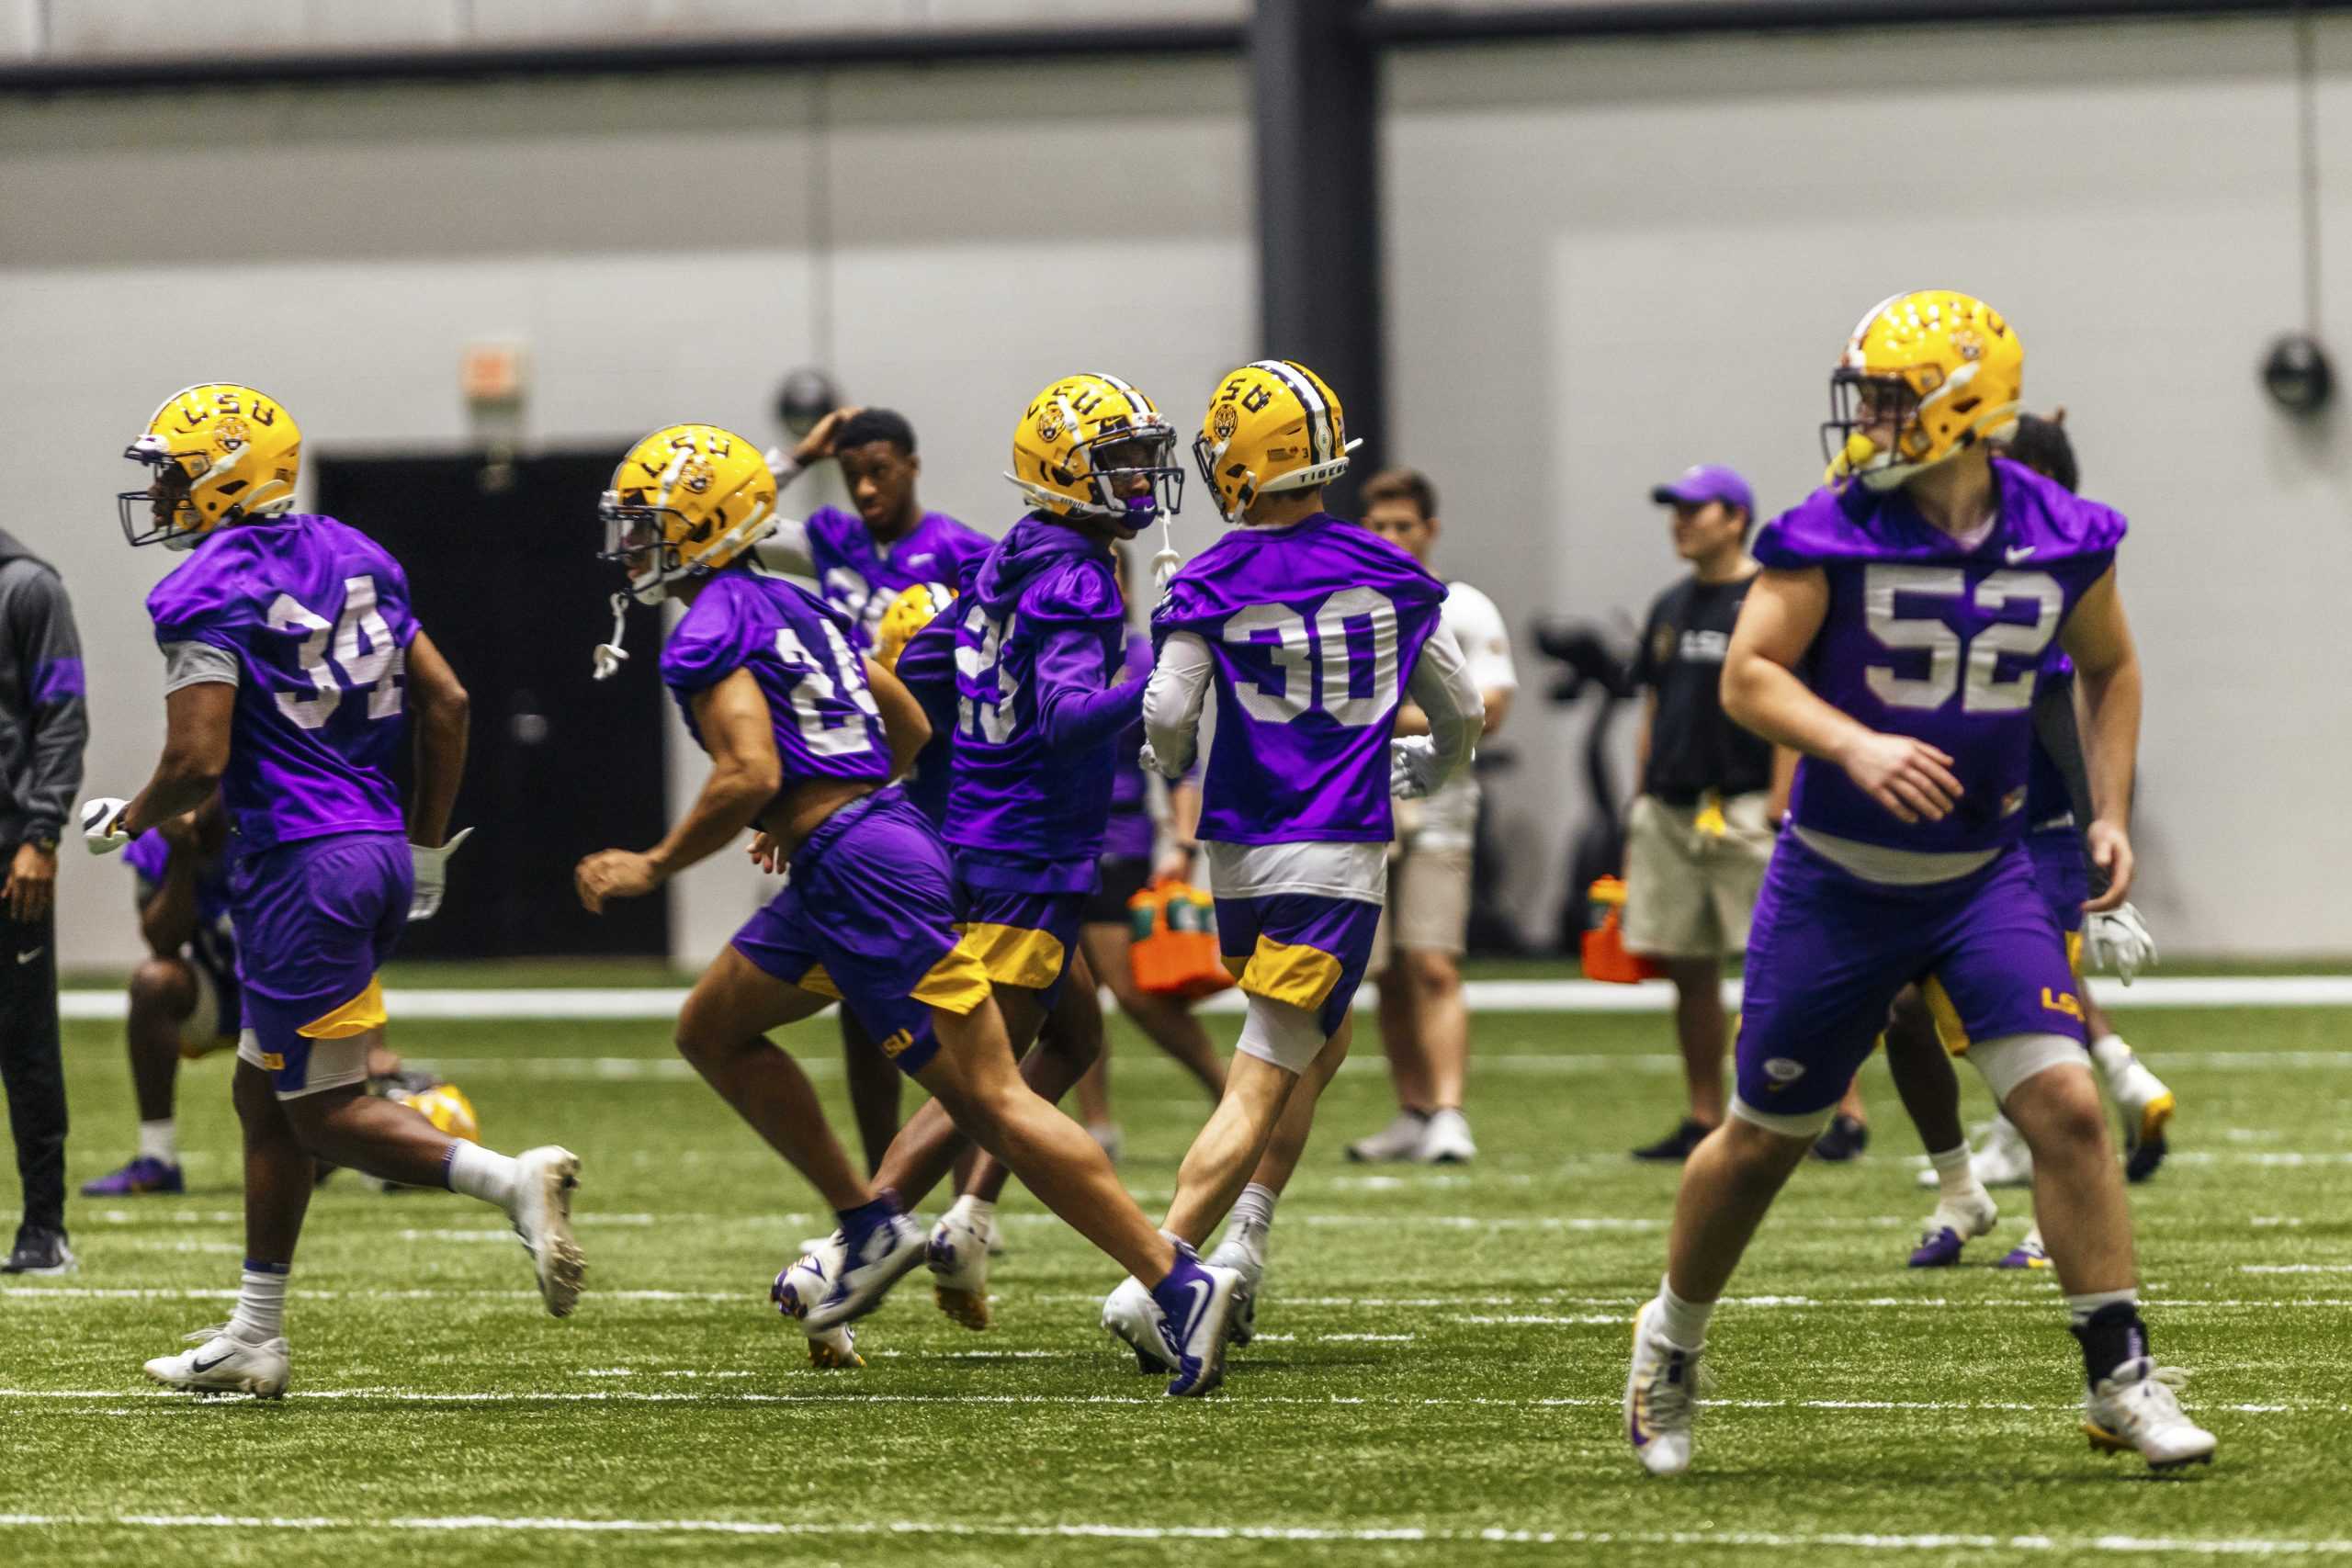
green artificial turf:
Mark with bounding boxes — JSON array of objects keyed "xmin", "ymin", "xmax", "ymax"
[{"xmin": 5, "ymin": 1000, "xmax": 2349, "ymax": 1564}]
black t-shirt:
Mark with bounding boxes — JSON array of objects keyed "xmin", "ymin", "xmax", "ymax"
[{"xmin": 1634, "ymin": 573, "xmax": 1774, "ymax": 803}]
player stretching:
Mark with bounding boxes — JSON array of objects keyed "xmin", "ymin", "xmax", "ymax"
[
  {"xmin": 1621, "ymin": 295, "xmax": 2211, "ymax": 1475},
  {"xmin": 87, "ymin": 384, "xmax": 581, "ymax": 1398},
  {"xmin": 1102, "ymin": 362, "xmax": 1481, "ymax": 1366},
  {"xmin": 576, "ymin": 422, "xmax": 1239, "ymax": 1394}
]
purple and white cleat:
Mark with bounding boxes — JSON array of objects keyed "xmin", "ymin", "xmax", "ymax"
[
  {"xmin": 81, "ymin": 1156, "xmax": 185, "ymax": 1197},
  {"xmin": 1906, "ymin": 1191, "xmax": 1998, "ymax": 1269},
  {"xmin": 801, "ymin": 1198, "xmax": 925, "ymax": 1332},
  {"xmin": 1997, "ymin": 1225, "xmax": 2051, "ymax": 1269},
  {"xmin": 1153, "ymin": 1247, "xmax": 1243, "ymax": 1397}
]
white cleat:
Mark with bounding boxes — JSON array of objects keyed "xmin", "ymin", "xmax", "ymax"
[
  {"xmin": 1624, "ymin": 1298, "xmax": 1702, "ymax": 1476},
  {"xmin": 1414, "ymin": 1108, "xmax": 1478, "ymax": 1165},
  {"xmin": 1345, "ymin": 1111, "xmax": 1429, "ymax": 1163},
  {"xmin": 1204, "ymin": 1232, "xmax": 1265, "ymax": 1348},
  {"xmin": 1907, "ymin": 1188, "xmax": 1999, "ymax": 1269},
  {"xmin": 2107, "ymin": 1060, "xmax": 2176, "ymax": 1182},
  {"xmin": 927, "ymin": 1206, "xmax": 994, "ymax": 1332},
  {"xmin": 805, "ymin": 1324, "xmax": 863, "ymax": 1370},
  {"xmin": 143, "ymin": 1325, "xmax": 289, "ymax": 1398},
  {"xmin": 1102, "ymin": 1275, "xmax": 1174, "ymax": 1374},
  {"xmin": 802, "ymin": 1207, "xmax": 926, "ymax": 1332},
  {"xmin": 1970, "ymin": 1117, "xmax": 2035, "ymax": 1188},
  {"xmin": 2084, "ymin": 1358, "xmax": 2216, "ymax": 1472},
  {"xmin": 509, "ymin": 1145, "xmax": 585, "ymax": 1318}
]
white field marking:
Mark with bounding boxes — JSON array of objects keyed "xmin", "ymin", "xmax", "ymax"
[
  {"xmin": 3, "ymin": 1514, "xmax": 2352, "ymax": 1555},
  {"xmin": 52, "ymin": 974, "xmax": 2352, "ymax": 1023},
  {"xmin": 2241, "ymin": 1265, "xmax": 2352, "ymax": 1273}
]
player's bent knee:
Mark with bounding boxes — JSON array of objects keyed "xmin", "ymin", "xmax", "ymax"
[
  {"xmin": 1728, "ymin": 1092, "xmax": 1837, "ymax": 1146},
  {"xmin": 128, "ymin": 955, "xmax": 198, "ymax": 1020},
  {"xmin": 1971, "ymin": 1032, "xmax": 2092, "ymax": 1108}
]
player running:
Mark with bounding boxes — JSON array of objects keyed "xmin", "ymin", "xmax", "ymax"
[
  {"xmin": 576, "ymin": 421, "xmax": 1238, "ymax": 1394},
  {"xmin": 1101, "ymin": 362, "xmax": 1482, "ymax": 1367},
  {"xmin": 86, "ymin": 384, "xmax": 582, "ymax": 1399},
  {"xmin": 1621, "ymin": 295, "xmax": 2213, "ymax": 1476}
]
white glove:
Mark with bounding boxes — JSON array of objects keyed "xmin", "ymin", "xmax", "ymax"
[
  {"xmin": 2084, "ymin": 901, "xmax": 2157, "ymax": 985},
  {"xmin": 80, "ymin": 797, "xmax": 131, "ymax": 855},
  {"xmin": 409, "ymin": 826, "xmax": 474, "ymax": 922},
  {"xmin": 1389, "ymin": 737, "xmax": 1444, "ymax": 800}
]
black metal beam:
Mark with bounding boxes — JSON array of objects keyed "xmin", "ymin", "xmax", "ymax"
[
  {"xmin": 1253, "ymin": 0, "xmax": 1385, "ymax": 518},
  {"xmin": 0, "ymin": 20, "xmax": 1243, "ymax": 95},
  {"xmin": 1368, "ymin": 0, "xmax": 2352, "ymax": 47}
]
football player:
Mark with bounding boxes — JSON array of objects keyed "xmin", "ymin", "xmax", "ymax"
[
  {"xmin": 758, "ymin": 408, "xmax": 993, "ymax": 1179},
  {"xmin": 576, "ymin": 421, "xmax": 1238, "ymax": 1394},
  {"xmin": 85, "ymin": 385, "xmax": 582, "ymax": 1398},
  {"xmin": 1621, "ymin": 296, "xmax": 2212, "ymax": 1476},
  {"xmin": 1101, "ymin": 362, "xmax": 1482, "ymax": 1368}
]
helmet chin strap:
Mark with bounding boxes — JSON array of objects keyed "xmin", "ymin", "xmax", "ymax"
[{"xmin": 593, "ymin": 591, "xmax": 633, "ymax": 682}]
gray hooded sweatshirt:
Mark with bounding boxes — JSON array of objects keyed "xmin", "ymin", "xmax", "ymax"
[{"xmin": 0, "ymin": 528, "xmax": 87, "ymax": 848}]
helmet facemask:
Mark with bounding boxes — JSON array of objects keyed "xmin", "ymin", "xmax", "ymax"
[
  {"xmin": 1076, "ymin": 429, "xmax": 1184, "ymax": 534},
  {"xmin": 596, "ymin": 493, "xmax": 692, "ymax": 606},
  {"xmin": 117, "ymin": 440, "xmax": 209, "ymax": 549}
]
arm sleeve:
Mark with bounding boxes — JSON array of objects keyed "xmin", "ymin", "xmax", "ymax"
[
  {"xmin": 1405, "ymin": 622, "xmax": 1485, "ymax": 790},
  {"xmin": 751, "ymin": 515, "xmax": 815, "ymax": 578},
  {"xmin": 1033, "ymin": 626, "xmax": 1147, "ymax": 752},
  {"xmin": 17, "ymin": 570, "xmax": 86, "ymax": 837},
  {"xmin": 162, "ymin": 640, "xmax": 240, "ymax": 694},
  {"xmin": 1142, "ymin": 631, "xmax": 1215, "ymax": 779},
  {"xmin": 894, "ymin": 615, "xmax": 960, "ymax": 736}
]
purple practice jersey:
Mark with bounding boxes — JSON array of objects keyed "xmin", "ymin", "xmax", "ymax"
[
  {"xmin": 1155, "ymin": 513, "xmax": 1447, "ymax": 846},
  {"xmin": 1757, "ymin": 457, "xmax": 2123, "ymax": 856},
  {"xmin": 1103, "ymin": 630, "xmax": 1155, "ymax": 862},
  {"xmin": 146, "ymin": 516, "xmax": 417, "ymax": 851},
  {"xmin": 806, "ymin": 506, "xmax": 992, "ymax": 652},
  {"xmin": 661, "ymin": 569, "xmax": 890, "ymax": 785},
  {"xmin": 944, "ymin": 515, "xmax": 1136, "ymax": 877}
]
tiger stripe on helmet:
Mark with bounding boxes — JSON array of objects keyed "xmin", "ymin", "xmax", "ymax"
[{"xmin": 1252, "ymin": 359, "xmax": 1334, "ymax": 467}]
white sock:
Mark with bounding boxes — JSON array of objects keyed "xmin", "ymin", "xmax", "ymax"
[
  {"xmin": 228, "ymin": 1263, "xmax": 288, "ymax": 1345},
  {"xmin": 2089, "ymin": 1033, "xmax": 2136, "ymax": 1086},
  {"xmin": 946, "ymin": 1192, "xmax": 996, "ymax": 1239},
  {"xmin": 1228, "ymin": 1181, "xmax": 1278, "ymax": 1239},
  {"xmin": 1928, "ymin": 1144, "xmax": 1980, "ymax": 1204},
  {"xmin": 138, "ymin": 1119, "xmax": 177, "ymax": 1165},
  {"xmin": 445, "ymin": 1141, "xmax": 520, "ymax": 1211},
  {"xmin": 2066, "ymin": 1286, "xmax": 2138, "ymax": 1325},
  {"xmin": 1656, "ymin": 1275, "xmax": 1713, "ymax": 1350}
]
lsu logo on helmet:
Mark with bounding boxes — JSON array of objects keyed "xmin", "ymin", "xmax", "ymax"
[
  {"xmin": 1192, "ymin": 360, "xmax": 1362, "ymax": 524},
  {"xmin": 1822, "ymin": 291, "xmax": 2021, "ymax": 491},
  {"xmin": 119, "ymin": 383, "xmax": 302, "ymax": 550},
  {"xmin": 1005, "ymin": 372, "xmax": 1182, "ymax": 534},
  {"xmin": 599, "ymin": 423, "xmax": 779, "ymax": 605},
  {"xmin": 873, "ymin": 581, "xmax": 954, "ymax": 673}
]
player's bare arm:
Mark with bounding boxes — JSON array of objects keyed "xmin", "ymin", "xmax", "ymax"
[
  {"xmin": 406, "ymin": 629, "xmax": 469, "ymax": 850},
  {"xmin": 1722, "ymin": 566, "xmax": 1962, "ymax": 825},
  {"xmin": 2058, "ymin": 564, "xmax": 2143, "ymax": 910},
  {"xmin": 120, "ymin": 681, "xmax": 234, "ymax": 838},
  {"xmin": 577, "ymin": 667, "xmax": 781, "ymax": 912},
  {"xmin": 136, "ymin": 833, "xmax": 203, "ymax": 956},
  {"xmin": 863, "ymin": 655, "xmax": 931, "ymax": 780}
]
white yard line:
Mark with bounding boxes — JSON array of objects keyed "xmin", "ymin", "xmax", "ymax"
[
  {"xmin": 0, "ymin": 1512, "xmax": 2345, "ymax": 1555},
  {"xmin": 52, "ymin": 975, "xmax": 2352, "ymax": 1022}
]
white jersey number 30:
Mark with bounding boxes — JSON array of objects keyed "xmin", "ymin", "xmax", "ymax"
[{"xmin": 1224, "ymin": 588, "xmax": 1399, "ymax": 728}]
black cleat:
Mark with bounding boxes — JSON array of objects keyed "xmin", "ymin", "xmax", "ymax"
[
  {"xmin": 1631, "ymin": 1119, "xmax": 1715, "ymax": 1163},
  {"xmin": 1810, "ymin": 1114, "xmax": 1871, "ymax": 1163},
  {"xmin": 2, "ymin": 1225, "xmax": 76, "ymax": 1275}
]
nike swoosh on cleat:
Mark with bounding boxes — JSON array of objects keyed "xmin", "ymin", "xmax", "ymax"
[{"xmin": 187, "ymin": 1349, "xmax": 236, "ymax": 1374}]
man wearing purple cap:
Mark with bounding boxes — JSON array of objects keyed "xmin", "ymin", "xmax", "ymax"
[{"xmin": 1623, "ymin": 465, "xmax": 1795, "ymax": 1164}]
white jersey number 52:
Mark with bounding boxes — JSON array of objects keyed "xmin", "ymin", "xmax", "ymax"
[
  {"xmin": 1862, "ymin": 564, "xmax": 2064, "ymax": 715},
  {"xmin": 1224, "ymin": 588, "xmax": 1399, "ymax": 728}
]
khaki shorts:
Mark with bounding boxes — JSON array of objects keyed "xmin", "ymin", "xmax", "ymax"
[
  {"xmin": 1370, "ymin": 840, "xmax": 1472, "ymax": 973},
  {"xmin": 1622, "ymin": 792, "xmax": 1776, "ymax": 961}
]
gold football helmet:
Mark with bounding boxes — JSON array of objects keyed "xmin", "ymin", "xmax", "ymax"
[
  {"xmin": 1822, "ymin": 291, "xmax": 2022, "ymax": 491},
  {"xmin": 1006, "ymin": 372, "xmax": 1182, "ymax": 532},
  {"xmin": 599, "ymin": 423, "xmax": 778, "ymax": 604},
  {"xmin": 119, "ymin": 384, "xmax": 301, "ymax": 550},
  {"xmin": 1193, "ymin": 360, "xmax": 1361, "ymax": 524},
  {"xmin": 873, "ymin": 581, "xmax": 954, "ymax": 673}
]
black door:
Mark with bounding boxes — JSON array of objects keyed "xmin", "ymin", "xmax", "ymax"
[{"xmin": 312, "ymin": 451, "xmax": 670, "ymax": 960}]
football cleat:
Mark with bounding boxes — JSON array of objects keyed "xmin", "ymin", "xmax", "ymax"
[
  {"xmin": 806, "ymin": 1324, "xmax": 863, "ymax": 1370},
  {"xmin": 1346, "ymin": 1111, "xmax": 1429, "ymax": 1164},
  {"xmin": 143, "ymin": 1325, "xmax": 288, "ymax": 1398},
  {"xmin": 2109, "ymin": 1064, "xmax": 2175, "ymax": 1184},
  {"xmin": 80, "ymin": 1156, "xmax": 185, "ymax": 1198},
  {"xmin": 2083, "ymin": 1358, "xmax": 2216, "ymax": 1472},
  {"xmin": 1810, "ymin": 1113, "xmax": 1870, "ymax": 1163},
  {"xmin": 1908, "ymin": 1189, "xmax": 1999, "ymax": 1269},
  {"xmin": 927, "ymin": 1206, "xmax": 994, "ymax": 1332},
  {"xmin": 1624, "ymin": 1297, "xmax": 1702, "ymax": 1476},
  {"xmin": 1970, "ymin": 1116, "xmax": 2035, "ymax": 1188},
  {"xmin": 1997, "ymin": 1225, "xmax": 2052, "ymax": 1269},
  {"xmin": 1, "ymin": 1226, "xmax": 75, "ymax": 1276},
  {"xmin": 509, "ymin": 1145, "xmax": 585, "ymax": 1318},
  {"xmin": 1415, "ymin": 1108, "xmax": 1478, "ymax": 1165},
  {"xmin": 1102, "ymin": 1275, "xmax": 1176, "ymax": 1374},
  {"xmin": 1634, "ymin": 1119, "xmax": 1714, "ymax": 1164},
  {"xmin": 1155, "ymin": 1255, "xmax": 1244, "ymax": 1398},
  {"xmin": 1204, "ymin": 1232, "xmax": 1265, "ymax": 1348},
  {"xmin": 802, "ymin": 1204, "xmax": 926, "ymax": 1332}
]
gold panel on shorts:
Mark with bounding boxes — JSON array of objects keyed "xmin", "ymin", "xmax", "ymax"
[{"xmin": 1239, "ymin": 936, "xmax": 1342, "ymax": 1010}]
